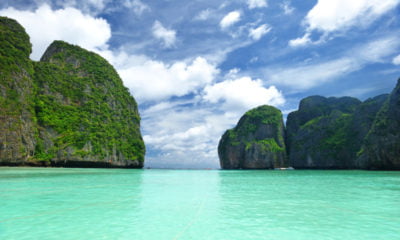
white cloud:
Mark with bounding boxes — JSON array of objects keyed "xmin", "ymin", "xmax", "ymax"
[
  {"xmin": 116, "ymin": 56, "xmax": 219, "ymax": 102},
  {"xmin": 355, "ymin": 36, "xmax": 400, "ymax": 63},
  {"xmin": 281, "ymin": 1, "xmax": 294, "ymax": 15},
  {"xmin": 204, "ymin": 77, "xmax": 285, "ymax": 111},
  {"xmin": 54, "ymin": 0, "xmax": 110, "ymax": 14},
  {"xmin": 250, "ymin": 57, "xmax": 259, "ymax": 63},
  {"xmin": 288, "ymin": 33, "xmax": 311, "ymax": 47},
  {"xmin": 0, "ymin": 2, "xmax": 289, "ymax": 170},
  {"xmin": 86, "ymin": 0, "xmax": 107, "ymax": 10},
  {"xmin": 195, "ymin": 9, "xmax": 212, "ymax": 21},
  {"xmin": 123, "ymin": 0, "xmax": 150, "ymax": 15},
  {"xmin": 306, "ymin": 0, "xmax": 399, "ymax": 32},
  {"xmin": 268, "ymin": 58, "xmax": 359, "ymax": 90},
  {"xmin": 247, "ymin": 0, "xmax": 268, "ymax": 9},
  {"xmin": 220, "ymin": 11, "xmax": 241, "ymax": 29},
  {"xmin": 338, "ymin": 86, "xmax": 380, "ymax": 98},
  {"xmin": 152, "ymin": 20, "xmax": 176, "ymax": 48},
  {"xmin": 393, "ymin": 55, "xmax": 400, "ymax": 65},
  {"xmin": 289, "ymin": 0, "xmax": 400, "ymax": 46},
  {"xmin": 249, "ymin": 24, "xmax": 271, "ymax": 41},
  {"xmin": 141, "ymin": 88, "xmax": 287, "ymax": 169},
  {"xmin": 142, "ymin": 105, "xmax": 231, "ymax": 169},
  {"xmin": 141, "ymin": 75, "xmax": 285, "ymax": 167},
  {"xmin": 272, "ymin": 35, "xmax": 400, "ymax": 90},
  {"xmin": 0, "ymin": 4, "xmax": 111, "ymax": 60}
]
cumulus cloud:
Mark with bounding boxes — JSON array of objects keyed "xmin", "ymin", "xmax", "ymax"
[
  {"xmin": 289, "ymin": 0, "xmax": 400, "ymax": 47},
  {"xmin": 0, "ymin": 2, "xmax": 290, "ymax": 170},
  {"xmin": 141, "ymin": 75, "xmax": 286, "ymax": 168},
  {"xmin": 247, "ymin": 0, "xmax": 268, "ymax": 9},
  {"xmin": 306, "ymin": 0, "xmax": 399, "ymax": 33},
  {"xmin": 0, "ymin": 4, "xmax": 111, "ymax": 60},
  {"xmin": 142, "ymin": 105, "xmax": 233, "ymax": 168},
  {"xmin": 220, "ymin": 11, "xmax": 241, "ymax": 29},
  {"xmin": 204, "ymin": 77, "xmax": 285, "ymax": 111},
  {"xmin": 116, "ymin": 56, "xmax": 219, "ymax": 102},
  {"xmin": 249, "ymin": 24, "xmax": 271, "ymax": 41},
  {"xmin": 141, "ymin": 77, "xmax": 284, "ymax": 168},
  {"xmin": 393, "ymin": 55, "xmax": 400, "ymax": 65},
  {"xmin": 152, "ymin": 20, "xmax": 176, "ymax": 48}
]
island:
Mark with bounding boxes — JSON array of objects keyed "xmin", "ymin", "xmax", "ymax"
[
  {"xmin": 219, "ymin": 79, "xmax": 400, "ymax": 170},
  {"xmin": 0, "ymin": 17, "xmax": 145, "ymax": 168}
]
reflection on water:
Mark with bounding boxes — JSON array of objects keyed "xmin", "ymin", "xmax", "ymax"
[{"xmin": 0, "ymin": 168, "xmax": 399, "ymax": 240}]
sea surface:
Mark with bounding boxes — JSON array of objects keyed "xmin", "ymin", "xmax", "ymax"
[{"xmin": 0, "ymin": 168, "xmax": 399, "ymax": 240}]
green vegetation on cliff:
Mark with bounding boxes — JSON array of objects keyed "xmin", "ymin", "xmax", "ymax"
[
  {"xmin": 287, "ymin": 94, "xmax": 389, "ymax": 169},
  {"xmin": 34, "ymin": 41, "xmax": 144, "ymax": 164},
  {"xmin": 220, "ymin": 91, "xmax": 395, "ymax": 170},
  {"xmin": 245, "ymin": 139, "xmax": 284, "ymax": 153},
  {"xmin": 0, "ymin": 16, "xmax": 34, "ymax": 114},
  {"xmin": 218, "ymin": 105, "xmax": 287, "ymax": 169},
  {"xmin": 0, "ymin": 17, "xmax": 37, "ymax": 163},
  {"xmin": 358, "ymin": 80, "xmax": 400, "ymax": 169},
  {"xmin": 0, "ymin": 17, "xmax": 145, "ymax": 167}
]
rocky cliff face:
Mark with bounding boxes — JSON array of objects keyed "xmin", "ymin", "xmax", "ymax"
[
  {"xmin": 286, "ymin": 96, "xmax": 361, "ymax": 155},
  {"xmin": 286, "ymin": 95, "xmax": 387, "ymax": 169},
  {"xmin": 219, "ymin": 90, "xmax": 393, "ymax": 170},
  {"xmin": 0, "ymin": 17, "xmax": 37, "ymax": 165},
  {"xmin": 0, "ymin": 17, "xmax": 145, "ymax": 168},
  {"xmin": 358, "ymin": 80, "xmax": 400, "ymax": 170},
  {"xmin": 218, "ymin": 105, "xmax": 287, "ymax": 169}
]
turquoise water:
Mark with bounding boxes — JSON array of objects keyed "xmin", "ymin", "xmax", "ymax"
[{"xmin": 0, "ymin": 168, "xmax": 399, "ymax": 240}]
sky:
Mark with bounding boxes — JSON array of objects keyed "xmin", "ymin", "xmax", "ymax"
[{"xmin": 1, "ymin": 0, "xmax": 400, "ymax": 168}]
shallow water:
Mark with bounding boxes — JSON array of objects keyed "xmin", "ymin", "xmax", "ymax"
[{"xmin": 0, "ymin": 168, "xmax": 399, "ymax": 240}]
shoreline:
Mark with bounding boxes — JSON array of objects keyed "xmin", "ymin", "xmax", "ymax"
[{"xmin": 1, "ymin": 165, "xmax": 400, "ymax": 171}]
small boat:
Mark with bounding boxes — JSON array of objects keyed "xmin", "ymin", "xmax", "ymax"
[{"xmin": 274, "ymin": 167, "xmax": 295, "ymax": 170}]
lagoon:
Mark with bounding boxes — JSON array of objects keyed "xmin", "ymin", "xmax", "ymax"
[{"xmin": 0, "ymin": 168, "xmax": 399, "ymax": 240}]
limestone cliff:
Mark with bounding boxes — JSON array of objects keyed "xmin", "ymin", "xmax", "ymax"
[
  {"xmin": 218, "ymin": 105, "xmax": 287, "ymax": 169},
  {"xmin": 0, "ymin": 17, "xmax": 37, "ymax": 165},
  {"xmin": 286, "ymin": 96, "xmax": 361, "ymax": 156},
  {"xmin": 358, "ymin": 79, "xmax": 400, "ymax": 170},
  {"xmin": 0, "ymin": 17, "xmax": 145, "ymax": 168},
  {"xmin": 218, "ymin": 81, "xmax": 398, "ymax": 170},
  {"xmin": 286, "ymin": 95, "xmax": 387, "ymax": 169}
]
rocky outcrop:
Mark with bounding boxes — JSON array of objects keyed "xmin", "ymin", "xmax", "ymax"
[
  {"xmin": 218, "ymin": 89, "xmax": 396, "ymax": 170},
  {"xmin": 357, "ymin": 80, "xmax": 400, "ymax": 170},
  {"xmin": 350, "ymin": 94, "xmax": 389, "ymax": 152},
  {"xmin": 286, "ymin": 95, "xmax": 387, "ymax": 169},
  {"xmin": 0, "ymin": 17, "xmax": 37, "ymax": 165},
  {"xmin": 0, "ymin": 17, "xmax": 145, "ymax": 168},
  {"xmin": 218, "ymin": 105, "xmax": 287, "ymax": 169},
  {"xmin": 286, "ymin": 96, "xmax": 361, "ymax": 155}
]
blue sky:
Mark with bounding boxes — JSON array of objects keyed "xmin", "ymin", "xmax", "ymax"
[{"xmin": 1, "ymin": 0, "xmax": 400, "ymax": 168}]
